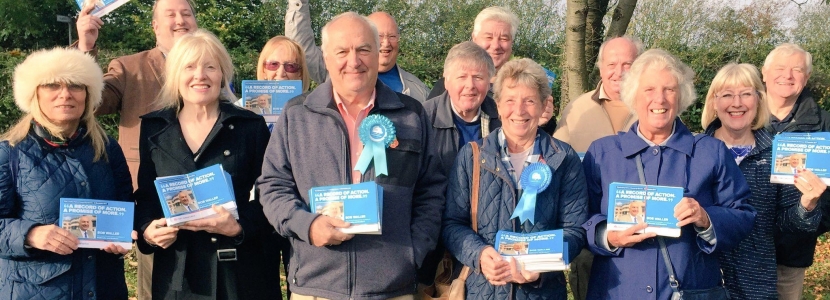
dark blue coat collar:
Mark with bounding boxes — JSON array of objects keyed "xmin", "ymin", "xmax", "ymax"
[{"xmin": 303, "ymin": 79, "xmax": 405, "ymax": 114}]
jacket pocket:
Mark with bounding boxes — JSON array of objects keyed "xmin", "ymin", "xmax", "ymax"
[
  {"xmin": 2, "ymin": 255, "xmax": 72, "ymax": 284},
  {"xmin": 375, "ymin": 139, "xmax": 421, "ymax": 187}
]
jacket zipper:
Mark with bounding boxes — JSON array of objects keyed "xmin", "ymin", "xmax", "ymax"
[{"xmin": 483, "ymin": 154, "xmax": 518, "ymax": 299}]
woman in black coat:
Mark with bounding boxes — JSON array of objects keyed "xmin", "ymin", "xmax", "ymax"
[{"xmin": 133, "ymin": 29, "xmax": 279, "ymax": 300}]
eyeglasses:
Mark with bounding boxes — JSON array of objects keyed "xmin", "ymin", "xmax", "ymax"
[
  {"xmin": 263, "ymin": 61, "xmax": 300, "ymax": 73},
  {"xmin": 717, "ymin": 91, "xmax": 757, "ymax": 101},
  {"xmin": 379, "ymin": 34, "xmax": 399, "ymax": 42},
  {"xmin": 39, "ymin": 82, "xmax": 86, "ymax": 93}
]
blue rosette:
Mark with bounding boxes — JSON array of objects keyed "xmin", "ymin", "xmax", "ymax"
[
  {"xmin": 354, "ymin": 115, "xmax": 396, "ymax": 176},
  {"xmin": 511, "ymin": 162, "xmax": 552, "ymax": 224}
]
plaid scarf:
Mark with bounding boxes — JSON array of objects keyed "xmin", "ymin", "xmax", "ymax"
[{"xmin": 497, "ymin": 128, "xmax": 544, "ymax": 189}]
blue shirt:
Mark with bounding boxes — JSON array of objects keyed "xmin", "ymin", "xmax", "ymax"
[{"xmin": 378, "ymin": 64, "xmax": 403, "ymax": 93}]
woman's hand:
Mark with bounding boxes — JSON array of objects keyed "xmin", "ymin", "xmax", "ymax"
[
  {"xmin": 479, "ymin": 246, "xmax": 510, "ymax": 285},
  {"xmin": 607, "ymin": 223, "xmax": 656, "ymax": 248},
  {"xmin": 795, "ymin": 169, "xmax": 826, "ymax": 211},
  {"xmin": 179, "ymin": 205, "xmax": 242, "ymax": 237},
  {"xmin": 506, "ymin": 257, "xmax": 540, "ymax": 284},
  {"xmin": 25, "ymin": 224, "xmax": 79, "ymax": 255},
  {"xmin": 674, "ymin": 197, "xmax": 710, "ymax": 228},
  {"xmin": 143, "ymin": 218, "xmax": 179, "ymax": 249},
  {"xmin": 102, "ymin": 243, "xmax": 129, "ymax": 255}
]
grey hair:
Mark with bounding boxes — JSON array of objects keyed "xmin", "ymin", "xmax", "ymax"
[
  {"xmin": 620, "ymin": 49, "xmax": 696, "ymax": 115},
  {"xmin": 596, "ymin": 35, "xmax": 644, "ymax": 67},
  {"xmin": 443, "ymin": 41, "xmax": 496, "ymax": 79},
  {"xmin": 762, "ymin": 43, "xmax": 812, "ymax": 76},
  {"xmin": 321, "ymin": 12, "xmax": 380, "ymax": 53},
  {"xmin": 472, "ymin": 6, "xmax": 519, "ymax": 40},
  {"xmin": 493, "ymin": 58, "xmax": 552, "ymax": 104}
]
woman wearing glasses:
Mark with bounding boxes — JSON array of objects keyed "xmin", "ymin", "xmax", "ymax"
[{"xmin": 257, "ymin": 36, "xmax": 311, "ymax": 91}]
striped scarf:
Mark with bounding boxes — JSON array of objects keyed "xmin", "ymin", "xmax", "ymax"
[{"xmin": 497, "ymin": 129, "xmax": 544, "ymax": 189}]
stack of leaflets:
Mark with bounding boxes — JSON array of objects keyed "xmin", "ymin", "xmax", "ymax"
[
  {"xmin": 495, "ymin": 229, "xmax": 569, "ymax": 272},
  {"xmin": 74, "ymin": 0, "xmax": 131, "ymax": 17},
  {"xmin": 59, "ymin": 198, "xmax": 135, "ymax": 249},
  {"xmin": 308, "ymin": 181, "xmax": 383, "ymax": 234},
  {"xmin": 154, "ymin": 164, "xmax": 238, "ymax": 226},
  {"xmin": 771, "ymin": 132, "xmax": 830, "ymax": 185},
  {"xmin": 606, "ymin": 182, "xmax": 684, "ymax": 237},
  {"xmin": 240, "ymin": 80, "xmax": 303, "ymax": 131}
]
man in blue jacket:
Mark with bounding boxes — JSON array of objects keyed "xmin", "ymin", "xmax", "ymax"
[{"xmin": 259, "ymin": 12, "xmax": 446, "ymax": 300}]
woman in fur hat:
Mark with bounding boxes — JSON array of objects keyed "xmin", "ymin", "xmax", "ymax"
[{"xmin": 0, "ymin": 47, "xmax": 131, "ymax": 299}]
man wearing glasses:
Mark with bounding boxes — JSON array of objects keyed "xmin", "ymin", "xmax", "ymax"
[{"xmin": 286, "ymin": 0, "xmax": 430, "ymax": 101}]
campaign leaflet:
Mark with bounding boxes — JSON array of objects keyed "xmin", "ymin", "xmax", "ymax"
[
  {"xmin": 495, "ymin": 230, "xmax": 569, "ymax": 272},
  {"xmin": 59, "ymin": 198, "xmax": 134, "ymax": 249},
  {"xmin": 74, "ymin": 0, "xmax": 130, "ymax": 17},
  {"xmin": 309, "ymin": 181, "xmax": 383, "ymax": 234},
  {"xmin": 154, "ymin": 164, "xmax": 238, "ymax": 227},
  {"xmin": 240, "ymin": 80, "xmax": 303, "ymax": 131},
  {"xmin": 607, "ymin": 182, "xmax": 683, "ymax": 237},
  {"xmin": 771, "ymin": 132, "xmax": 830, "ymax": 185}
]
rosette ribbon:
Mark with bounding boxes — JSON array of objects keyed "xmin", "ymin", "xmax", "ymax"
[
  {"xmin": 354, "ymin": 115, "xmax": 396, "ymax": 176},
  {"xmin": 511, "ymin": 162, "xmax": 552, "ymax": 224}
]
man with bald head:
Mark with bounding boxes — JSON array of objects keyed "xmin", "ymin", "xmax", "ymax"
[
  {"xmin": 286, "ymin": 0, "xmax": 429, "ymax": 101},
  {"xmin": 553, "ymin": 36, "xmax": 642, "ymax": 300},
  {"xmin": 260, "ymin": 11, "xmax": 445, "ymax": 300}
]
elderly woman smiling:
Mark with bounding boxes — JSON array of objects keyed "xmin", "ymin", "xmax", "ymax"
[
  {"xmin": 443, "ymin": 58, "xmax": 587, "ymax": 300},
  {"xmin": 582, "ymin": 49, "xmax": 756, "ymax": 300}
]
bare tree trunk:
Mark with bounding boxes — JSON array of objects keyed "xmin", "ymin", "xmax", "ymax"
[
  {"xmin": 605, "ymin": 0, "xmax": 638, "ymax": 39},
  {"xmin": 562, "ymin": 0, "xmax": 589, "ymax": 110},
  {"xmin": 585, "ymin": 0, "xmax": 610, "ymax": 87}
]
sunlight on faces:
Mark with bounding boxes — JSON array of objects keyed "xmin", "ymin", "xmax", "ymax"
[
  {"xmin": 323, "ymin": 16, "xmax": 379, "ymax": 97},
  {"xmin": 497, "ymin": 81, "xmax": 544, "ymax": 142},
  {"xmin": 178, "ymin": 54, "xmax": 223, "ymax": 107},
  {"xmin": 762, "ymin": 52, "xmax": 810, "ymax": 101},
  {"xmin": 445, "ymin": 62, "xmax": 491, "ymax": 115},
  {"xmin": 152, "ymin": 0, "xmax": 197, "ymax": 53},
  {"xmin": 37, "ymin": 82, "xmax": 86, "ymax": 131},
  {"xmin": 263, "ymin": 45, "xmax": 302, "ymax": 81},
  {"xmin": 367, "ymin": 12, "xmax": 399, "ymax": 73},
  {"xmin": 599, "ymin": 38, "xmax": 638, "ymax": 98},
  {"xmin": 714, "ymin": 85, "xmax": 759, "ymax": 133},
  {"xmin": 472, "ymin": 20, "xmax": 513, "ymax": 70},
  {"xmin": 634, "ymin": 68, "xmax": 679, "ymax": 138}
]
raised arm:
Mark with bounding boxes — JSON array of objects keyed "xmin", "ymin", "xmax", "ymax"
[{"xmin": 285, "ymin": 0, "xmax": 329, "ymax": 85}]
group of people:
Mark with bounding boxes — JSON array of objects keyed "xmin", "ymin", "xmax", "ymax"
[{"xmin": 0, "ymin": 0, "xmax": 828, "ymax": 300}]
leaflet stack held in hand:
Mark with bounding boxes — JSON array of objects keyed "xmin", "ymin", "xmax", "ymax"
[
  {"xmin": 607, "ymin": 182, "xmax": 684, "ymax": 237},
  {"xmin": 771, "ymin": 132, "xmax": 830, "ymax": 185},
  {"xmin": 309, "ymin": 181, "xmax": 383, "ymax": 234},
  {"xmin": 154, "ymin": 164, "xmax": 238, "ymax": 227},
  {"xmin": 59, "ymin": 198, "xmax": 135, "ymax": 249},
  {"xmin": 240, "ymin": 80, "xmax": 303, "ymax": 131},
  {"xmin": 74, "ymin": 0, "xmax": 131, "ymax": 17},
  {"xmin": 495, "ymin": 230, "xmax": 569, "ymax": 272}
]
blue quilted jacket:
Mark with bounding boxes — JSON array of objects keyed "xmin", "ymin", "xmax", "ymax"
[
  {"xmin": 442, "ymin": 129, "xmax": 588, "ymax": 300},
  {"xmin": 0, "ymin": 128, "xmax": 131, "ymax": 300}
]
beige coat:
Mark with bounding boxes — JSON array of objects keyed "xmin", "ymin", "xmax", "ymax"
[{"xmin": 553, "ymin": 83, "xmax": 637, "ymax": 152}]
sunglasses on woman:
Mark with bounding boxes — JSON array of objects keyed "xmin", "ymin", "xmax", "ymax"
[{"xmin": 263, "ymin": 61, "xmax": 300, "ymax": 73}]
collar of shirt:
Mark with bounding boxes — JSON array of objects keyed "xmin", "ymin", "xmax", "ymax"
[
  {"xmin": 636, "ymin": 123, "xmax": 676, "ymax": 147},
  {"xmin": 334, "ymin": 89, "xmax": 377, "ymax": 117},
  {"xmin": 497, "ymin": 128, "xmax": 543, "ymax": 188},
  {"xmin": 450, "ymin": 101, "xmax": 481, "ymax": 122},
  {"xmin": 598, "ymin": 82, "xmax": 612, "ymax": 101}
]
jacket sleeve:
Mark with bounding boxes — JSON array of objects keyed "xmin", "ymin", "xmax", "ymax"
[
  {"xmin": 133, "ymin": 121, "xmax": 164, "ymax": 254},
  {"xmin": 233, "ymin": 119, "xmax": 273, "ymax": 245},
  {"xmin": 699, "ymin": 142, "xmax": 756, "ymax": 253},
  {"xmin": 555, "ymin": 142, "xmax": 588, "ymax": 263},
  {"xmin": 410, "ymin": 108, "xmax": 447, "ymax": 268},
  {"xmin": 442, "ymin": 144, "xmax": 489, "ymax": 272},
  {"xmin": 285, "ymin": 0, "xmax": 329, "ymax": 85},
  {"xmin": 581, "ymin": 143, "xmax": 620, "ymax": 257},
  {"xmin": 0, "ymin": 142, "xmax": 40, "ymax": 259},
  {"xmin": 95, "ymin": 57, "xmax": 126, "ymax": 116},
  {"xmin": 775, "ymin": 183, "xmax": 821, "ymax": 233},
  {"xmin": 258, "ymin": 107, "xmax": 319, "ymax": 244}
]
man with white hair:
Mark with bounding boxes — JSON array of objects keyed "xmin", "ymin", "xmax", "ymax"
[
  {"xmin": 762, "ymin": 43, "xmax": 830, "ymax": 300},
  {"xmin": 286, "ymin": 0, "xmax": 429, "ymax": 101}
]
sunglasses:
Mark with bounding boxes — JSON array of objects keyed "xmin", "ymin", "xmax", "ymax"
[
  {"xmin": 263, "ymin": 61, "xmax": 301, "ymax": 73},
  {"xmin": 40, "ymin": 82, "xmax": 86, "ymax": 93}
]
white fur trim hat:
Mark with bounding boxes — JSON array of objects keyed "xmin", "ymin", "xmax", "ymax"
[{"xmin": 13, "ymin": 47, "xmax": 103, "ymax": 113}]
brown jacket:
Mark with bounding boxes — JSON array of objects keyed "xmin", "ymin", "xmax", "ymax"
[
  {"xmin": 95, "ymin": 47, "xmax": 165, "ymax": 189},
  {"xmin": 553, "ymin": 83, "xmax": 637, "ymax": 152}
]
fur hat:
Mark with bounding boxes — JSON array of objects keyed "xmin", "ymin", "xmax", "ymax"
[{"xmin": 13, "ymin": 47, "xmax": 103, "ymax": 113}]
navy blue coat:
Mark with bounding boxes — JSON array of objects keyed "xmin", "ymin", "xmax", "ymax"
[
  {"xmin": 582, "ymin": 119, "xmax": 756, "ymax": 300},
  {"xmin": 0, "ymin": 128, "xmax": 131, "ymax": 300},
  {"xmin": 443, "ymin": 128, "xmax": 587, "ymax": 300}
]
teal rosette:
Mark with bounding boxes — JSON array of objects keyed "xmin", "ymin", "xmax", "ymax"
[
  {"xmin": 511, "ymin": 162, "xmax": 552, "ymax": 224},
  {"xmin": 354, "ymin": 114, "xmax": 396, "ymax": 176}
]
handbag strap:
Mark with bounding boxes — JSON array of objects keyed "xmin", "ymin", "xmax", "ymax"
[
  {"xmin": 459, "ymin": 141, "xmax": 483, "ymax": 280},
  {"xmin": 636, "ymin": 154, "xmax": 680, "ymax": 292}
]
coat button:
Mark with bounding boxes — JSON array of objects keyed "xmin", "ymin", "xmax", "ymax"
[
  {"xmin": 481, "ymin": 159, "xmax": 485, "ymax": 164},
  {"xmin": 88, "ymin": 291, "xmax": 94, "ymax": 297},
  {"xmin": 80, "ymin": 181, "xmax": 86, "ymax": 186},
  {"xmin": 652, "ymin": 148, "xmax": 659, "ymax": 155},
  {"xmin": 646, "ymin": 286, "xmax": 653, "ymax": 293},
  {"xmin": 88, "ymin": 255, "xmax": 93, "ymax": 260},
  {"xmin": 223, "ymin": 150, "xmax": 231, "ymax": 156},
  {"xmin": 211, "ymin": 237, "xmax": 218, "ymax": 243},
  {"xmin": 586, "ymin": 221, "xmax": 592, "ymax": 226},
  {"xmin": 229, "ymin": 124, "xmax": 235, "ymax": 130}
]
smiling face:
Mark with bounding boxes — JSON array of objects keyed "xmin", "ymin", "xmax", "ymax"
[
  {"xmin": 497, "ymin": 81, "xmax": 544, "ymax": 142},
  {"xmin": 367, "ymin": 12, "xmax": 399, "ymax": 73},
  {"xmin": 178, "ymin": 54, "xmax": 223, "ymax": 107},
  {"xmin": 323, "ymin": 16, "xmax": 379, "ymax": 99},
  {"xmin": 152, "ymin": 0, "xmax": 197, "ymax": 53},
  {"xmin": 599, "ymin": 38, "xmax": 638, "ymax": 100},
  {"xmin": 628, "ymin": 201, "xmax": 644, "ymax": 216},
  {"xmin": 714, "ymin": 85, "xmax": 759, "ymax": 134},
  {"xmin": 472, "ymin": 19, "xmax": 513, "ymax": 70},
  {"xmin": 263, "ymin": 45, "xmax": 302, "ymax": 81},
  {"xmin": 79, "ymin": 216, "xmax": 92, "ymax": 231},
  {"xmin": 444, "ymin": 61, "xmax": 490, "ymax": 115},
  {"xmin": 762, "ymin": 52, "xmax": 809, "ymax": 101},
  {"xmin": 37, "ymin": 82, "xmax": 86, "ymax": 132},
  {"xmin": 177, "ymin": 191, "xmax": 192, "ymax": 205},
  {"xmin": 634, "ymin": 68, "xmax": 679, "ymax": 139}
]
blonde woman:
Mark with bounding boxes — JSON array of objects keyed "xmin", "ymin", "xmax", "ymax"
[
  {"xmin": 0, "ymin": 48, "xmax": 131, "ymax": 299},
  {"xmin": 133, "ymin": 29, "xmax": 278, "ymax": 300},
  {"xmin": 701, "ymin": 63, "xmax": 824, "ymax": 300}
]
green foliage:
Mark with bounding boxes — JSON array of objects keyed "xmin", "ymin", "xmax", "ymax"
[{"xmin": 0, "ymin": 0, "xmax": 76, "ymax": 50}]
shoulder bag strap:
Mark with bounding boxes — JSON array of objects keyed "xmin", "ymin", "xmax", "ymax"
[
  {"xmin": 635, "ymin": 154, "xmax": 680, "ymax": 293},
  {"xmin": 459, "ymin": 141, "xmax": 482, "ymax": 280}
]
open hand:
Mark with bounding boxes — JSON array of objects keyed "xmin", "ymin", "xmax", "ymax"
[
  {"xmin": 607, "ymin": 222, "xmax": 656, "ymax": 248},
  {"xmin": 25, "ymin": 224, "xmax": 79, "ymax": 255}
]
